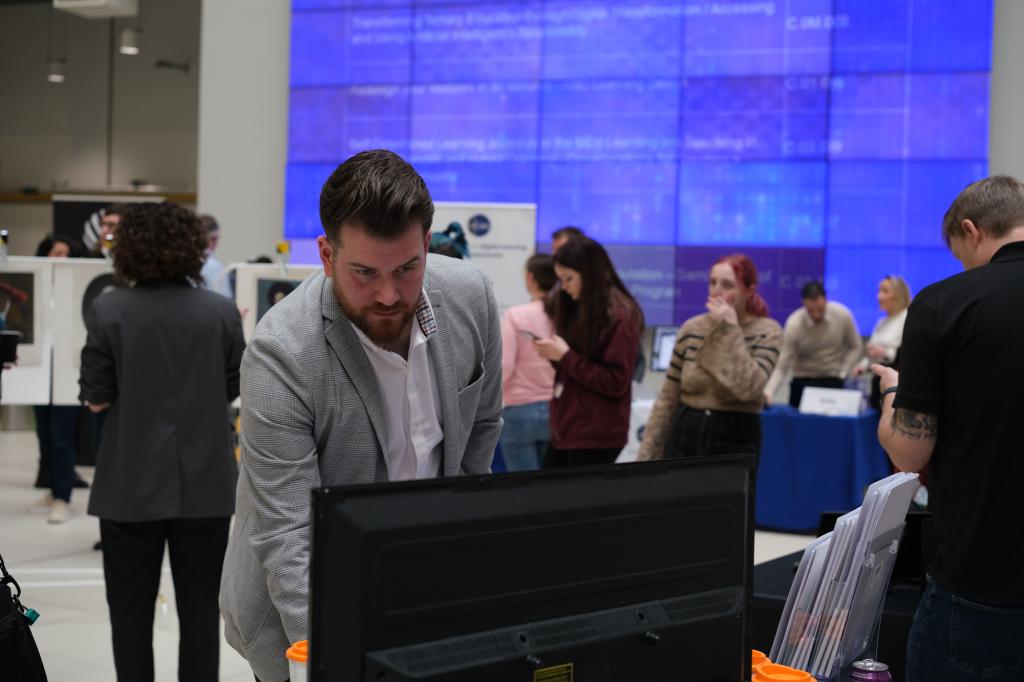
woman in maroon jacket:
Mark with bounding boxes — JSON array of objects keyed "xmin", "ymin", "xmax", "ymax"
[{"xmin": 533, "ymin": 236, "xmax": 644, "ymax": 467}]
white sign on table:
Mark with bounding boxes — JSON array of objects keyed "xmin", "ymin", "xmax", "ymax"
[{"xmin": 799, "ymin": 387, "xmax": 863, "ymax": 417}]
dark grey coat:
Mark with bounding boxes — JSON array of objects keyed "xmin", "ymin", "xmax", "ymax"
[{"xmin": 79, "ymin": 279, "xmax": 245, "ymax": 522}]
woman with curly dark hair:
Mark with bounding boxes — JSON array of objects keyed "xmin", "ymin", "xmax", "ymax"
[{"xmin": 79, "ymin": 201, "xmax": 245, "ymax": 682}]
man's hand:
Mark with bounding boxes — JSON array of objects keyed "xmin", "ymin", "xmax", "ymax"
[
  {"xmin": 706, "ymin": 296, "xmax": 738, "ymax": 326},
  {"xmin": 86, "ymin": 402, "xmax": 110, "ymax": 414},
  {"xmin": 763, "ymin": 389, "xmax": 773, "ymax": 407},
  {"xmin": 871, "ymin": 363, "xmax": 898, "ymax": 393},
  {"xmin": 533, "ymin": 335, "xmax": 570, "ymax": 362}
]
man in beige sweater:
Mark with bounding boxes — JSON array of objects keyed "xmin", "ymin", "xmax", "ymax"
[{"xmin": 764, "ymin": 281, "xmax": 862, "ymax": 407}]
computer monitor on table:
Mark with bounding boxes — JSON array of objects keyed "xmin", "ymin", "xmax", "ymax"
[
  {"xmin": 650, "ymin": 325, "xmax": 679, "ymax": 372},
  {"xmin": 309, "ymin": 455, "xmax": 757, "ymax": 682}
]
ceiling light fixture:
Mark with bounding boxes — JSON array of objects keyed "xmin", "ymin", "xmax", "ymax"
[
  {"xmin": 46, "ymin": 9, "xmax": 67, "ymax": 84},
  {"xmin": 119, "ymin": 27, "xmax": 140, "ymax": 55},
  {"xmin": 47, "ymin": 58, "xmax": 66, "ymax": 84}
]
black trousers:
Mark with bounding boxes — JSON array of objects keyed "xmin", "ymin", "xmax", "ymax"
[
  {"xmin": 788, "ymin": 376, "xmax": 844, "ymax": 408},
  {"xmin": 664, "ymin": 405, "xmax": 762, "ymax": 460},
  {"xmin": 543, "ymin": 444, "xmax": 621, "ymax": 468},
  {"xmin": 32, "ymin": 405, "xmax": 80, "ymax": 502},
  {"xmin": 100, "ymin": 517, "xmax": 230, "ymax": 682}
]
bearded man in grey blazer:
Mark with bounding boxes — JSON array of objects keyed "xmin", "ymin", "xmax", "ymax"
[{"xmin": 220, "ymin": 150, "xmax": 502, "ymax": 681}]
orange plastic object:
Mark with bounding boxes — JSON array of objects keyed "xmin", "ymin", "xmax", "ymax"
[
  {"xmin": 751, "ymin": 649, "xmax": 770, "ymax": 669},
  {"xmin": 752, "ymin": 662, "xmax": 814, "ymax": 681},
  {"xmin": 286, "ymin": 640, "xmax": 309, "ymax": 663}
]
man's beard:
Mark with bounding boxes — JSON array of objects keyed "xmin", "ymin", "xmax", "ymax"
[{"xmin": 334, "ymin": 280, "xmax": 415, "ymax": 347}]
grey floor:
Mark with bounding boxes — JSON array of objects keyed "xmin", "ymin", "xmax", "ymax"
[{"xmin": 0, "ymin": 427, "xmax": 813, "ymax": 681}]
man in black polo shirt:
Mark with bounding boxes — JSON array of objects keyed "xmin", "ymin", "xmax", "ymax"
[{"xmin": 872, "ymin": 175, "xmax": 1024, "ymax": 681}]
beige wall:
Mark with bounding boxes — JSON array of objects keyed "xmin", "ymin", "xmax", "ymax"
[
  {"xmin": 0, "ymin": 6, "xmax": 108, "ymax": 191},
  {"xmin": 0, "ymin": 0, "xmax": 200, "ymax": 255}
]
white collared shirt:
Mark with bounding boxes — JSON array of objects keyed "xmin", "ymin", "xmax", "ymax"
[{"xmin": 352, "ymin": 292, "xmax": 444, "ymax": 481}]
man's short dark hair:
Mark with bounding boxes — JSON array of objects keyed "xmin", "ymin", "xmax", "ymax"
[
  {"xmin": 552, "ymin": 225, "xmax": 585, "ymax": 241},
  {"xmin": 318, "ymin": 149, "xmax": 433, "ymax": 243},
  {"xmin": 200, "ymin": 214, "xmax": 219, "ymax": 236},
  {"xmin": 942, "ymin": 175, "xmax": 1024, "ymax": 246},
  {"xmin": 801, "ymin": 281, "xmax": 826, "ymax": 300},
  {"xmin": 105, "ymin": 203, "xmax": 132, "ymax": 219}
]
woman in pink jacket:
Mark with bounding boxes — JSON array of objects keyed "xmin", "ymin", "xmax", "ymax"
[{"xmin": 499, "ymin": 254, "xmax": 558, "ymax": 470}]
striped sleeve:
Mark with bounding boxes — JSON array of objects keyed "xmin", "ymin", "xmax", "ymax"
[
  {"xmin": 749, "ymin": 336, "xmax": 781, "ymax": 379},
  {"xmin": 694, "ymin": 318, "xmax": 782, "ymax": 403},
  {"xmin": 637, "ymin": 322, "xmax": 694, "ymax": 460}
]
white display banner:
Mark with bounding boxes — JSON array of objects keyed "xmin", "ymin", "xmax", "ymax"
[
  {"xmin": 52, "ymin": 259, "xmax": 117, "ymax": 405},
  {"xmin": 433, "ymin": 202, "xmax": 537, "ymax": 312},
  {"xmin": 233, "ymin": 263, "xmax": 320, "ymax": 342},
  {"xmin": 0, "ymin": 257, "xmax": 53, "ymax": 405}
]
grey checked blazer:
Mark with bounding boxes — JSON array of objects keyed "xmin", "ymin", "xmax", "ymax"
[{"xmin": 219, "ymin": 255, "xmax": 502, "ymax": 681}]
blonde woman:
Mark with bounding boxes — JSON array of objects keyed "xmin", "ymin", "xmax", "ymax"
[
  {"xmin": 854, "ymin": 276, "xmax": 911, "ymax": 371},
  {"xmin": 853, "ymin": 275, "xmax": 911, "ymax": 409}
]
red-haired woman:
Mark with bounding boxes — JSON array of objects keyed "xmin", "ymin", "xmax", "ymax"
[{"xmin": 637, "ymin": 254, "xmax": 782, "ymax": 460}]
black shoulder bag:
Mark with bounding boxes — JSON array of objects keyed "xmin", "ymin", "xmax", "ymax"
[{"xmin": 0, "ymin": 551, "xmax": 47, "ymax": 681}]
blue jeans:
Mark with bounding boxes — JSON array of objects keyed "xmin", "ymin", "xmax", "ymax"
[
  {"xmin": 906, "ymin": 578, "xmax": 1024, "ymax": 681},
  {"xmin": 499, "ymin": 401, "xmax": 549, "ymax": 471},
  {"xmin": 33, "ymin": 404, "xmax": 81, "ymax": 503}
]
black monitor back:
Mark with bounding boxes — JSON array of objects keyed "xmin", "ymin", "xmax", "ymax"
[{"xmin": 310, "ymin": 455, "xmax": 756, "ymax": 682}]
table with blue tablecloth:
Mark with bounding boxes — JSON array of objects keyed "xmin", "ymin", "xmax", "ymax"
[{"xmin": 756, "ymin": 405, "xmax": 892, "ymax": 531}]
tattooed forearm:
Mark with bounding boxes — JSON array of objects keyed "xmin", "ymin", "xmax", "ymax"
[{"xmin": 891, "ymin": 408, "xmax": 938, "ymax": 441}]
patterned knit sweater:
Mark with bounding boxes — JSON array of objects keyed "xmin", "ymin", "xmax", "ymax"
[{"xmin": 637, "ymin": 313, "xmax": 782, "ymax": 461}]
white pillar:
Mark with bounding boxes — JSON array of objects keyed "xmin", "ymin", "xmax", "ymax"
[
  {"xmin": 197, "ymin": 0, "xmax": 291, "ymax": 266},
  {"xmin": 990, "ymin": 0, "xmax": 1024, "ymax": 179}
]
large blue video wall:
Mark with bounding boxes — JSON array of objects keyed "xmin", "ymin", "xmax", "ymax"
[{"xmin": 286, "ymin": 0, "xmax": 992, "ymax": 329}]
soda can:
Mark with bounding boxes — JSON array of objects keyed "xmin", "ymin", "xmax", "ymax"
[{"xmin": 848, "ymin": 658, "xmax": 892, "ymax": 682}]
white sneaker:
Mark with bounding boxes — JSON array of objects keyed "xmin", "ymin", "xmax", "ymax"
[
  {"xmin": 29, "ymin": 492, "xmax": 53, "ymax": 513},
  {"xmin": 47, "ymin": 499, "xmax": 71, "ymax": 524}
]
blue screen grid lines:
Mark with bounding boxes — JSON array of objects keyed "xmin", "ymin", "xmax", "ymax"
[{"xmin": 287, "ymin": 0, "xmax": 992, "ymax": 330}]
